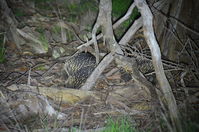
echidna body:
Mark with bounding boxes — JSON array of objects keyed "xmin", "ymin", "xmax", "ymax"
[{"xmin": 64, "ymin": 52, "xmax": 96, "ymax": 88}]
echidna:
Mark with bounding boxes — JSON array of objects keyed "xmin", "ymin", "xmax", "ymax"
[{"xmin": 64, "ymin": 52, "xmax": 96, "ymax": 88}]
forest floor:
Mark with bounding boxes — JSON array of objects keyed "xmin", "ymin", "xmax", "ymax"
[{"xmin": 0, "ymin": 0, "xmax": 199, "ymax": 132}]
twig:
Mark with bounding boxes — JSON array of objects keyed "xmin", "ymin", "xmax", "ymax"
[
  {"xmin": 180, "ymin": 71, "xmax": 188, "ymax": 97},
  {"xmin": 79, "ymin": 108, "xmax": 84, "ymax": 132},
  {"xmin": 27, "ymin": 67, "xmax": 31, "ymax": 85}
]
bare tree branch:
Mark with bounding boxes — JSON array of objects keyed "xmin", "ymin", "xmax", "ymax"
[
  {"xmin": 77, "ymin": 2, "xmax": 137, "ymax": 50},
  {"xmin": 113, "ymin": 3, "xmax": 136, "ymax": 29},
  {"xmin": 134, "ymin": 0, "xmax": 182, "ymax": 131},
  {"xmin": 81, "ymin": 0, "xmax": 139, "ymax": 91},
  {"xmin": 81, "ymin": 16, "xmax": 143, "ymax": 91},
  {"xmin": 81, "ymin": 53, "xmax": 113, "ymax": 90},
  {"xmin": 119, "ymin": 17, "xmax": 143, "ymax": 45}
]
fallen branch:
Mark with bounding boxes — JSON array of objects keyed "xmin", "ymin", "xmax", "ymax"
[{"xmin": 0, "ymin": 90, "xmax": 66, "ymax": 126}]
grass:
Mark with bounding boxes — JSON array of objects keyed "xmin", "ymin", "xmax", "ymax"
[
  {"xmin": 62, "ymin": 116, "xmax": 138, "ymax": 132},
  {"xmin": 39, "ymin": 33, "xmax": 49, "ymax": 52},
  {"xmin": 52, "ymin": 25, "xmax": 61, "ymax": 35},
  {"xmin": 35, "ymin": 27, "xmax": 49, "ymax": 52},
  {"xmin": 35, "ymin": 27, "xmax": 45, "ymax": 34},
  {"xmin": 102, "ymin": 116, "xmax": 138, "ymax": 132}
]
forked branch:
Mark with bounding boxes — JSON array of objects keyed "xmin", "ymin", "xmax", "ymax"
[{"xmin": 134, "ymin": 0, "xmax": 182, "ymax": 131}]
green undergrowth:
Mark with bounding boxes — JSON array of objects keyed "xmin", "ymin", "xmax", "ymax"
[
  {"xmin": 112, "ymin": 0, "xmax": 140, "ymax": 20},
  {"xmin": 14, "ymin": 9, "xmax": 26, "ymax": 17},
  {"xmin": 113, "ymin": 0, "xmax": 141, "ymax": 39},
  {"xmin": 52, "ymin": 25, "xmax": 61, "ymax": 35},
  {"xmin": 33, "ymin": 0, "xmax": 53, "ymax": 9},
  {"xmin": 102, "ymin": 116, "xmax": 138, "ymax": 132},
  {"xmin": 67, "ymin": 116, "xmax": 138, "ymax": 132},
  {"xmin": 112, "ymin": 0, "xmax": 133, "ymax": 18},
  {"xmin": 0, "ymin": 34, "xmax": 6, "ymax": 63},
  {"xmin": 35, "ymin": 27, "xmax": 49, "ymax": 52},
  {"xmin": 35, "ymin": 26, "xmax": 45, "ymax": 34},
  {"xmin": 182, "ymin": 111, "xmax": 199, "ymax": 132},
  {"xmin": 66, "ymin": 0, "xmax": 98, "ymax": 23},
  {"xmin": 67, "ymin": 0, "xmax": 98, "ymax": 14},
  {"xmin": 39, "ymin": 33, "xmax": 49, "ymax": 52}
]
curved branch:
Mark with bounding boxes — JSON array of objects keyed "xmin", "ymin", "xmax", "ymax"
[{"xmin": 134, "ymin": 0, "xmax": 182, "ymax": 131}]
